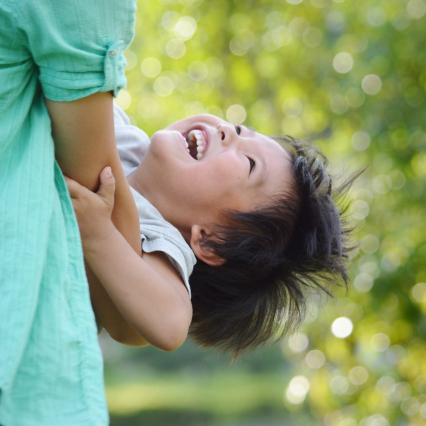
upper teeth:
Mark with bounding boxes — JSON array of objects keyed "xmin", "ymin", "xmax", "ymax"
[{"xmin": 186, "ymin": 129, "xmax": 206, "ymax": 160}]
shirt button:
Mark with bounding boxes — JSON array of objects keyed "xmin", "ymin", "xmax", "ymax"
[{"xmin": 110, "ymin": 49, "xmax": 117, "ymax": 57}]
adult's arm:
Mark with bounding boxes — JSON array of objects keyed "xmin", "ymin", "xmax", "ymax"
[{"xmin": 46, "ymin": 93, "xmax": 147, "ymax": 344}]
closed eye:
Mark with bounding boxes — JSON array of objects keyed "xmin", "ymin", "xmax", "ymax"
[
  {"xmin": 247, "ymin": 157, "xmax": 255, "ymax": 174},
  {"xmin": 235, "ymin": 124, "xmax": 254, "ymax": 175}
]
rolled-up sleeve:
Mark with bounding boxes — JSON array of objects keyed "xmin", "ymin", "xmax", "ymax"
[{"xmin": 13, "ymin": 0, "xmax": 136, "ymax": 101}]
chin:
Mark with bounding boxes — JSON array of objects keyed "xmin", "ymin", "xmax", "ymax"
[{"xmin": 149, "ymin": 131, "xmax": 174, "ymax": 158}]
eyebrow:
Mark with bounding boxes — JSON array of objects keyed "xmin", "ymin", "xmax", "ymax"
[{"xmin": 243, "ymin": 125, "xmax": 268, "ymax": 184}]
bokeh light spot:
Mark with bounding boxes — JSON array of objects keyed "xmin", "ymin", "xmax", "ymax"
[
  {"xmin": 326, "ymin": 11, "xmax": 346, "ymax": 32},
  {"xmin": 349, "ymin": 366, "xmax": 369, "ymax": 385},
  {"xmin": 362, "ymin": 74, "xmax": 382, "ymax": 95},
  {"xmin": 289, "ymin": 17, "xmax": 310, "ymax": 36},
  {"xmin": 346, "ymin": 87, "xmax": 365, "ymax": 107},
  {"xmin": 188, "ymin": 61, "xmax": 208, "ymax": 81},
  {"xmin": 331, "ymin": 317, "xmax": 353, "ymax": 338},
  {"xmin": 262, "ymin": 26, "xmax": 293, "ymax": 51},
  {"xmin": 354, "ymin": 273, "xmax": 374, "ymax": 292},
  {"xmin": 329, "ymin": 375, "xmax": 350, "ymax": 394},
  {"xmin": 174, "ymin": 16, "xmax": 197, "ymax": 40},
  {"xmin": 165, "ymin": 39, "xmax": 186, "ymax": 59},
  {"xmin": 302, "ymin": 27, "xmax": 323, "ymax": 48},
  {"xmin": 350, "ymin": 200, "xmax": 370, "ymax": 220},
  {"xmin": 366, "ymin": 7, "xmax": 387, "ymax": 27},
  {"xmin": 153, "ymin": 76, "xmax": 175, "ymax": 97},
  {"xmin": 400, "ymin": 397, "xmax": 419, "ymax": 416},
  {"xmin": 386, "ymin": 345, "xmax": 406, "ymax": 365},
  {"xmin": 305, "ymin": 350, "xmax": 325, "ymax": 369},
  {"xmin": 333, "ymin": 52, "xmax": 354, "ymax": 73},
  {"xmin": 372, "ymin": 174, "xmax": 392, "ymax": 194},
  {"xmin": 141, "ymin": 57, "xmax": 162, "ymax": 78},
  {"xmin": 285, "ymin": 376, "xmax": 310, "ymax": 404},
  {"xmin": 391, "ymin": 11, "xmax": 411, "ymax": 30},
  {"xmin": 226, "ymin": 104, "xmax": 247, "ymax": 124},
  {"xmin": 230, "ymin": 31, "xmax": 255, "ymax": 56},
  {"xmin": 351, "ymin": 131, "xmax": 371, "ymax": 150},
  {"xmin": 376, "ymin": 376, "xmax": 396, "ymax": 394},
  {"xmin": 361, "ymin": 234, "xmax": 380, "ymax": 254},
  {"xmin": 407, "ymin": 0, "xmax": 426, "ymax": 19},
  {"xmin": 389, "ymin": 170, "xmax": 406, "ymax": 189},
  {"xmin": 265, "ymin": 11, "xmax": 286, "ymax": 28},
  {"xmin": 370, "ymin": 333, "xmax": 390, "ymax": 352},
  {"xmin": 391, "ymin": 382, "xmax": 412, "ymax": 401},
  {"xmin": 381, "ymin": 253, "xmax": 401, "ymax": 272},
  {"xmin": 288, "ymin": 332, "xmax": 309, "ymax": 353},
  {"xmin": 161, "ymin": 11, "xmax": 180, "ymax": 31},
  {"xmin": 411, "ymin": 282, "xmax": 426, "ymax": 303},
  {"xmin": 330, "ymin": 95, "xmax": 348, "ymax": 114},
  {"xmin": 273, "ymin": 26, "xmax": 293, "ymax": 46}
]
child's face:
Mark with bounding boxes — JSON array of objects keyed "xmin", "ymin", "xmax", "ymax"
[{"xmin": 132, "ymin": 114, "xmax": 294, "ymax": 242}]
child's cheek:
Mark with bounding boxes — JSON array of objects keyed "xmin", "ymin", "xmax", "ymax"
[
  {"xmin": 205, "ymin": 158, "xmax": 235, "ymax": 179},
  {"xmin": 202, "ymin": 158, "xmax": 244, "ymax": 198}
]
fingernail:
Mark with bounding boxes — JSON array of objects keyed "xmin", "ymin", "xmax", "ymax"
[{"xmin": 106, "ymin": 167, "xmax": 112, "ymax": 177}]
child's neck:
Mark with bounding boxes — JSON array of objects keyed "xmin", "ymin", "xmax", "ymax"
[
  {"xmin": 126, "ymin": 170, "xmax": 143, "ymax": 197},
  {"xmin": 126, "ymin": 167, "xmax": 192, "ymax": 243}
]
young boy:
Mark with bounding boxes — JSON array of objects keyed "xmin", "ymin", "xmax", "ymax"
[{"xmin": 66, "ymin": 103, "xmax": 356, "ymax": 356}]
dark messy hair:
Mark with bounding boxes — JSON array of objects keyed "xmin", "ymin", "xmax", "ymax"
[{"xmin": 188, "ymin": 135, "xmax": 362, "ymax": 358}]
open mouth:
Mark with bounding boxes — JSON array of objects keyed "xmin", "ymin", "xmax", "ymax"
[{"xmin": 182, "ymin": 128, "xmax": 208, "ymax": 160}]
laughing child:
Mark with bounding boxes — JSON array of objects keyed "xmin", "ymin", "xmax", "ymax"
[{"xmin": 65, "ymin": 103, "xmax": 357, "ymax": 356}]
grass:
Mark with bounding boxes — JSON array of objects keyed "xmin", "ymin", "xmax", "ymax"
[{"xmin": 106, "ymin": 371, "xmax": 288, "ymax": 417}]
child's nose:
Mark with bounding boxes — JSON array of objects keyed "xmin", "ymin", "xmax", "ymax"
[{"xmin": 218, "ymin": 124, "xmax": 238, "ymax": 147}]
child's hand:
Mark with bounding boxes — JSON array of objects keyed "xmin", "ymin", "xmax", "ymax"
[{"xmin": 65, "ymin": 166, "xmax": 116, "ymax": 249}]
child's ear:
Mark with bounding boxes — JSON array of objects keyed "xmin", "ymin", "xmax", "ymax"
[{"xmin": 189, "ymin": 225, "xmax": 226, "ymax": 266}]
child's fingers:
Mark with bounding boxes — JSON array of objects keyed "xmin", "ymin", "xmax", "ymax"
[
  {"xmin": 96, "ymin": 166, "xmax": 115, "ymax": 207},
  {"xmin": 64, "ymin": 176, "xmax": 84, "ymax": 199}
]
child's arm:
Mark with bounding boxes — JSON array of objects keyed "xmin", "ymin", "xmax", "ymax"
[
  {"xmin": 85, "ymin": 265, "xmax": 151, "ymax": 346},
  {"xmin": 65, "ymin": 167, "xmax": 193, "ymax": 351}
]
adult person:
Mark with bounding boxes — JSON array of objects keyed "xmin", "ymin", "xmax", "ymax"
[{"xmin": 0, "ymin": 1, "xmax": 139, "ymax": 423}]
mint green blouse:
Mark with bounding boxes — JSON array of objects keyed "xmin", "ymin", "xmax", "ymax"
[{"xmin": 0, "ymin": 1, "xmax": 136, "ymax": 424}]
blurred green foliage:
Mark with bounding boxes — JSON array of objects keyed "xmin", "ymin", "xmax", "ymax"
[{"xmin": 105, "ymin": 0, "xmax": 426, "ymax": 424}]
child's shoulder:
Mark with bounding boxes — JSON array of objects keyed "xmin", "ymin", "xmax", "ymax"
[{"xmin": 129, "ymin": 186, "xmax": 196, "ymax": 299}]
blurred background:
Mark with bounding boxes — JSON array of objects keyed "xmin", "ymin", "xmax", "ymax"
[{"xmin": 102, "ymin": 0, "xmax": 426, "ymax": 424}]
